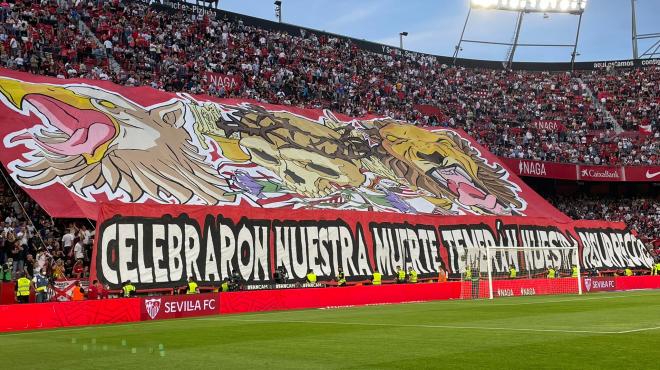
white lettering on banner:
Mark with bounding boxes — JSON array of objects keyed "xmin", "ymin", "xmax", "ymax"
[
  {"xmin": 580, "ymin": 168, "xmax": 620, "ymax": 179},
  {"xmin": 520, "ymin": 287, "xmax": 536, "ymax": 296},
  {"xmin": 578, "ymin": 229, "xmax": 654, "ymax": 269},
  {"xmin": 584, "ymin": 278, "xmax": 592, "ymax": 292},
  {"xmin": 518, "ymin": 161, "xmax": 547, "ymax": 176},
  {"xmin": 164, "ymin": 299, "xmax": 217, "ymax": 313},
  {"xmin": 497, "ymin": 289, "xmax": 514, "ymax": 297}
]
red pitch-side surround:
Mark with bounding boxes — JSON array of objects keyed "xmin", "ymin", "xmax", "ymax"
[
  {"xmin": 615, "ymin": 276, "xmax": 660, "ymax": 290},
  {"xmin": 220, "ymin": 282, "xmax": 462, "ymax": 314},
  {"xmin": 3, "ymin": 277, "xmax": 660, "ymax": 332},
  {"xmin": 462, "ymin": 277, "xmax": 580, "ymax": 299},
  {"xmin": 0, "ymin": 298, "xmax": 140, "ymax": 332}
]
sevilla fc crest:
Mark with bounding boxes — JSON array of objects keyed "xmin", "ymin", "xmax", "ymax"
[{"xmin": 145, "ymin": 298, "xmax": 162, "ymax": 320}]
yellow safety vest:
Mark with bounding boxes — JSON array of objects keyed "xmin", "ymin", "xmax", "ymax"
[
  {"xmin": 221, "ymin": 282, "xmax": 229, "ymax": 292},
  {"xmin": 465, "ymin": 268, "xmax": 472, "ymax": 279},
  {"xmin": 654, "ymin": 263, "xmax": 660, "ymax": 276},
  {"xmin": 409, "ymin": 270, "xmax": 418, "ymax": 283},
  {"xmin": 187, "ymin": 281, "xmax": 198, "ymax": 294},
  {"xmin": 372, "ymin": 272, "xmax": 382, "ymax": 285},
  {"xmin": 624, "ymin": 268, "xmax": 633, "ymax": 276},
  {"xmin": 16, "ymin": 277, "xmax": 31, "ymax": 296},
  {"xmin": 547, "ymin": 269, "xmax": 556, "ymax": 279},
  {"xmin": 337, "ymin": 273, "xmax": 346, "ymax": 286},
  {"xmin": 306, "ymin": 273, "xmax": 317, "ymax": 283},
  {"xmin": 122, "ymin": 284, "xmax": 136, "ymax": 297},
  {"xmin": 397, "ymin": 270, "xmax": 406, "ymax": 280},
  {"xmin": 572, "ymin": 266, "xmax": 579, "ymax": 277},
  {"xmin": 509, "ymin": 268, "xmax": 517, "ymax": 278}
]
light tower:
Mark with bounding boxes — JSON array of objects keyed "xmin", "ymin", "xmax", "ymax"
[
  {"xmin": 631, "ymin": 0, "xmax": 660, "ymax": 59},
  {"xmin": 453, "ymin": 0, "xmax": 587, "ymax": 70}
]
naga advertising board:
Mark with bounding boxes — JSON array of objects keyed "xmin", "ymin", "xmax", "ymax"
[
  {"xmin": 90, "ymin": 203, "xmax": 654, "ymax": 290},
  {"xmin": 502, "ymin": 158, "xmax": 660, "ymax": 182}
]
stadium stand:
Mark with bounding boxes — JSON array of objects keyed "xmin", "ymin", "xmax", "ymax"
[{"xmin": 0, "ymin": 0, "xmax": 657, "ymax": 283}]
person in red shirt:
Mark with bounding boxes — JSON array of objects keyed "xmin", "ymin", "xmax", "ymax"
[{"xmin": 87, "ymin": 280, "xmax": 108, "ymax": 300}]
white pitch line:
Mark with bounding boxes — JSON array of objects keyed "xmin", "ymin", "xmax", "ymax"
[
  {"xmin": 616, "ymin": 326, "xmax": 660, "ymax": 334},
  {"xmin": 215, "ymin": 318, "xmax": 620, "ymax": 334}
]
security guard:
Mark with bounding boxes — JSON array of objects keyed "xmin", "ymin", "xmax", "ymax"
[
  {"xmin": 509, "ymin": 266, "xmax": 517, "ymax": 279},
  {"xmin": 571, "ymin": 265, "xmax": 579, "ymax": 278},
  {"xmin": 221, "ymin": 278, "xmax": 230, "ymax": 292},
  {"xmin": 337, "ymin": 268, "xmax": 346, "ymax": 287},
  {"xmin": 187, "ymin": 276, "xmax": 199, "ymax": 294},
  {"xmin": 372, "ymin": 269, "xmax": 382, "ymax": 285},
  {"xmin": 15, "ymin": 272, "xmax": 31, "ymax": 304},
  {"xmin": 547, "ymin": 267, "xmax": 556, "ymax": 279},
  {"xmin": 653, "ymin": 261, "xmax": 660, "ymax": 276},
  {"xmin": 306, "ymin": 269, "xmax": 317, "ymax": 283},
  {"xmin": 624, "ymin": 268, "xmax": 633, "ymax": 276},
  {"xmin": 408, "ymin": 267, "xmax": 418, "ymax": 283},
  {"xmin": 396, "ymin": 266, "xmax": 406, "ymax": 284},
  {"xmin": 122, "ymin": 280, "xmax": 136, "ymax": 298},
  {"xmin": 33, "ymin": 269, "xmax": 50, "ymax": 303},
  {"xmin": 465, "ymin": 266, "xmax": 472, "ymax": 280}
]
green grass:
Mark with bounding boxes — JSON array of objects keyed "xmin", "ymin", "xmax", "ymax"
[{"xmin": 2, "ymin": 290, "xmax": 660, "ymax": 369}]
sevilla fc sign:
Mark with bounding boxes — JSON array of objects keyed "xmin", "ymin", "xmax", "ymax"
[
  {"xmin": 91, "ymin": 203, "xmax": 654, "ymax": 290},
  {"xmin": 141, "ymin": 293, "xmax": 219, "ymax": 320}
]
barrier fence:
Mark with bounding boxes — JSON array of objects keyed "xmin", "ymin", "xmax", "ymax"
[{"xmin": 2, "ymin": 276, "xmax": 660, "ymax": 332}]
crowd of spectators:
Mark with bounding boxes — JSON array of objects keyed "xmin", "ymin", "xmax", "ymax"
[
  {"xmin": 0, "ymin": 0, "xmax": 657, "ymax": 166},
  {"xmin": 0, "ymin": 177, "xmax": 94, "ymax": 282},
  {"xmin": 550, "ymin": 195, "xmax": 659, "ymax": 245},
  {"xmin": 0, "ymin": 0, "xmax": 657, "ymax": 285}
]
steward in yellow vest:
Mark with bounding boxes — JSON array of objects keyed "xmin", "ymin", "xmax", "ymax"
[
  {"xmin": 221, "ymin": 278, "xmax": 230, "ymax": 292},
  {"xmin": 465, "ymin": 267, "xmax": 472, "ymax": 279},
  {"xmin": 122, "ymin": 281, "xmax": 136, "ymax": 298},
  {"xmin": 653, "ymin": 262, "xmax": 660, "ymax": 276},
  {"xmin": 571, "ymin": 265, "xmax": 579, "ymax": 277},
  {"xmin": 396, "ymin": 266, "xmax": 406, "ymax": 283},
  {"xmin": 509, "ymin": 267, "xmax": 517, "ymax": 279},
  {"xmin": 15, "ymin": 272, "xmax": 31, "ymax": 304},
  {"xmin": 624, "ymin": 268, "xmax": 633, "ymax": 276},
  {"xmin": 408, "ymin": 267, "xmax": 418, "ymax": 283},
  {"xmin": 337, "ymin": 268, "xmax": 346, "ymax": 286},
  {"xmin": 372, "ymin": 270, "xmax": 382, "ymax": 285},
  {"xmin": 187, "ymin": 276, "xmax": 199, "ymax": 294},
  {"xmin": 547, "ymin": 268, "xmax": 556, "ymax": 279},
  {"xmin": 306, "ymin": 269, "xmax": 317, "ymax": 283}
]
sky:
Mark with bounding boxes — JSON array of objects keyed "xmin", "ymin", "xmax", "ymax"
[{"xmin": 216, "ymin": 0, "xmax": 660, "ymax": 62}]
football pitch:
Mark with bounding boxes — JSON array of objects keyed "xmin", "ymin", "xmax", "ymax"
[{"xmin": 2, "ymin": 290, "xmax": 660, "ymax": 369}]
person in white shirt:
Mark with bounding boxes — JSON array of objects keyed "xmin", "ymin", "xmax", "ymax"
[
  {"xmin": 73, "ymin": 240, "xmax": 84, "ymax": 260},
  {"xmin": 62, "ymin": 230, "xmax": 74, "ymax": 250}
]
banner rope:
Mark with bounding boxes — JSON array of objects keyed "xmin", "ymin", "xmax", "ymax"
[{"xmin": 0, "ymin": 166, "xmax": 48, "ymax": 248}]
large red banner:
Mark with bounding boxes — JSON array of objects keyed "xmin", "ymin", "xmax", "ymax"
[
  {"xmin": 91, "ymin": 203, "xmax": 654, "ymax": 291},
  {"xmin": 501, "ymin": 158, "xmax": 660, "ymax": 182},
  {"xmin": 0, "ymin": 68, "xmax": 564, "ymax": 220}
]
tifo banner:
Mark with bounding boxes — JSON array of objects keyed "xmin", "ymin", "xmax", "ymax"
[
  {"xmin": 52, "ymin": 279, "xmax": 90, "ymax": 301},
  {"xmin": 0, "ymin": 68, "xmax": 563, "ymax": 220},
  {"xmin": 530, "ymin": 120, "xmax": 565, "ymax": 132},
  {"xmin": 203, "ymin": 71, "xmax": 242, "ymax": 92},
  {"xmin": 582, "ymin": 277, "xmax": 616, "ymax": 293},
  {"xmin": 91, "ymin": 203, "xmax": 654, "ymax": 290},
  {"xmin": 501, "ymin": 158, "xmax": 660, "ymax": 182},
  {"xmin": 141, "ymin": 293, "xmax": 219, "ymax": 320}
]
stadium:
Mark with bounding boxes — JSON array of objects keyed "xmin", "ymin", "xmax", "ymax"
[{"xmin": 0, "ymin": 0, "xmax": 658, "ymax": 368}]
